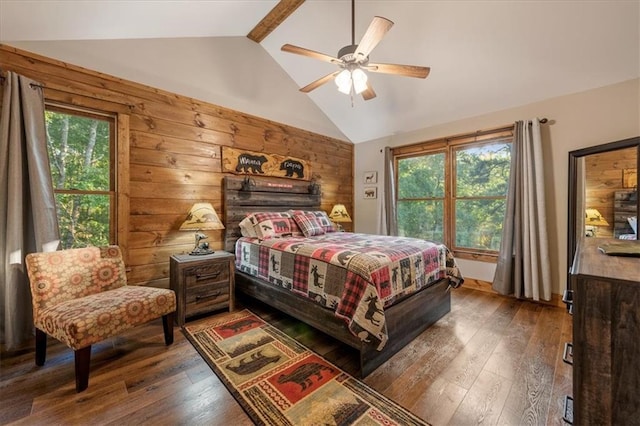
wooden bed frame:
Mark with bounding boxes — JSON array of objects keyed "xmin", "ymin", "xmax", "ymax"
[{"xmin": 223, "ymin": 175, "xmax": 452, "ymax": 377}]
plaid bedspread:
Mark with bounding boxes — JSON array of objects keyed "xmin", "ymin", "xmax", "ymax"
[{"xmin": 235, "ymin": 233, "xmax": 464, "ymax": 350}]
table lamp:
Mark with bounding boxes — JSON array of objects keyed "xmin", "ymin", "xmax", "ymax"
[
  {"xmin": 328, "ymin": 204, "xmax": 352, "ymax": 231},
  {"xmin": 179, "ymin": 203, "xmax": 225, "ymax": 255},
  {"xmin": 585, "ymin": 208, "xmax": 609, "ymax": 237}
]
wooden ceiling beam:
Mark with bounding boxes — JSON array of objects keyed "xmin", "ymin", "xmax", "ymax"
[{"xmin": 247, "ymin": 0, "xmax": 305, "ymax": 43}]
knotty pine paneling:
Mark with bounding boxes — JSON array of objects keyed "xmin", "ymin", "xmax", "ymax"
[
  {"xmin": 0, "ymin": 44, "xmax": 354, "ymax": 287},
  {"xmin": 584, "ymin": 147, "xmax": 637, "ymax": 238}
]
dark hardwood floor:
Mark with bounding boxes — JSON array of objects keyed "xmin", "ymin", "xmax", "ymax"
[{"xmin": 0, "ymin": 287, "xmax": 572, "ymax": 425}]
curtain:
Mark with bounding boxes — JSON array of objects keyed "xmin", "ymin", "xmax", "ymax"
[
  {"xmin": 380, "ymin": 146, "xmax": 398, "ymax": 236},
  {"xmin": 493, "ymin": 119, "xmax": 551, "ymax": 301},
  {"xmin": 0, "ymin": 71, "xmax": 60, "ymax": 350}
]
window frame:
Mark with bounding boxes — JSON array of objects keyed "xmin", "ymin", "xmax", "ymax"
[
  {"xmin": 393, "ymin": 127, "xmax": 514, "ymax": 262},
  {"xmin": 45, "ymin": 102, "xmax": 120, "ymax": 248}
]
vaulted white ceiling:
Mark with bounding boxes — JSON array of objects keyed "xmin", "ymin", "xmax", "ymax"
[{"xmin": 1, "ymin": 0, "xmax": 638, "ymax": 143}]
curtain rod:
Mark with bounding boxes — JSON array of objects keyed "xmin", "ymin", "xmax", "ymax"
[
  {"xmin": 384, "ymin": 118, "xmax": 550, "ymax": 153},
  {"xmin": 0, "ymin": 70, "xmax": 132, "ymax": 109},
  {"xmin": 28, "ymin": 82, "xmax": 134, "ymax": 109}
]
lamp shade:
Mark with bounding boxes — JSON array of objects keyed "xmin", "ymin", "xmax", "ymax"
[
  {"xmin": 335, "ymin": 68, "xmax": 369, "ymax": 95},
  {"xmin": 179, "ymin": 203, "xmax": 225, "ymax": 230},
  {"xmin": 351, "ymin": 68, "xmax": 368, "ymax": 94},
  {"xmin": 329, "ymin": 204, "xmax": 352, "ymax": 223},
  {"xmin": 335, "ymin": 69, "xmax": 352, "ymax": 94},
  {"xmin": 585, "ymin": 208, "xmax": 609, "ymax": 227}
]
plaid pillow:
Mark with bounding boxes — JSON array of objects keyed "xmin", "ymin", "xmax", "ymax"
[
  {"xmin": 289, "ymin": 210, "xmax": 336, "ymax": 233},
  {"xmin": 293, "ymin": 213, "xmax": 325, "ymax": 237},
  {"xmin": 246, "ymin": 212, "xmax": 301, "ymax": 239}
]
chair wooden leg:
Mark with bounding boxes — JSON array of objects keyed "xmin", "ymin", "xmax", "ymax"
[
  {"xmin": 35, "ymin": 328, "xmax": 47, "ymax": 366},
  {"xmin": 74, "ymin": 346, "xmax": 91, "ymax": 392},
  {"xmin": 162, "ymin": 312, "xmax": 174, "ymax": 345}
]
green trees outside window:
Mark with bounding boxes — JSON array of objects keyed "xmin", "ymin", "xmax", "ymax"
[
  {"xmin": 397, "ymin": 152, "xmax": 445, "ymax": 243},
  {"xmin": 45, "ymin": 107, "xmax": 114, "ymax": 249},
  {"xmin": 396, "ymin": 138, "xmax": 511, "ymax": 255},
  {"xmin": 455, "ymin": 142, "xmax": 511, "ymax": 251}
]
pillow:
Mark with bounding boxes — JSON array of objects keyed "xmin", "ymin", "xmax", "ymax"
[
  {"xmin": 245, "ymin": 212, "xmax": 301, "ymax": 239},
  {"xmin": 239, "ymin": 216, "xmax": 258, "ymax": 237},
  {"xmin": 288, "ymin": 210, "xmax": 336, "ymax": 233},
  {"xmin": 293, "ymin": 213, "xmax": 325, "ymax": 237}
]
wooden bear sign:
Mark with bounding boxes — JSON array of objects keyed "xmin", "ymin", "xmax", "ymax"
[{"xmin": 222, "ymin": 147, "xmax": 311, "ymax": 181}]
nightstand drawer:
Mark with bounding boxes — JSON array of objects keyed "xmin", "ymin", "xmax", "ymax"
[
  {"xmin": 185, "ymin": 281, "xmax": 230, "ymax": 317},
  {"xmin": 184, "ymin": 263, "xmax": 229, "ymax": 286}
]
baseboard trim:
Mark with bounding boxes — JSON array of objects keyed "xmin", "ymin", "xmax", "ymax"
[{"xmin": 464, "ymin": 278, "xmax": 565, "ymax": 308}]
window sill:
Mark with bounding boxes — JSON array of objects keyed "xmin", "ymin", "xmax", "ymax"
[{"xmin": 453, "ymin": 251, "xmax": 498, "ymax": 263}]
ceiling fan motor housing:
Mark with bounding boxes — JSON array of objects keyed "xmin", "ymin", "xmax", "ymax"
[{"xmin": 338, "ymin": 44, "xmax": 367, "ymax": 64}]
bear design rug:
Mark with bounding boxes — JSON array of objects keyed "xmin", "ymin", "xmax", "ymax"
[{"xmin": 183, "ymin": 309, "xmax": 429, "ymax": 426}]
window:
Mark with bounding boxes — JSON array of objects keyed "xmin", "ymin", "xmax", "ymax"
[
  {"xmin": 395, "ymin": 128, "xmax": 513, "ymax": 260},
  {"xmin": 45, "ymin": 105, "xmax": 116, "ymax": 249},
  {"xmin": 397, "ymin": 151, "xmax": 446, "ymax": 243}
]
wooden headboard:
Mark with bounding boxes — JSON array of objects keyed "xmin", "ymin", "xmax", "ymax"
[{"xmin": 223, "ymin": 176, "xmax": 321, "ymax": 252}]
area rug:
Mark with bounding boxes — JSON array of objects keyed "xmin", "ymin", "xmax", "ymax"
[{"xmin": 183, "ymin": 309, "xmax": 429, "ymax": 426}]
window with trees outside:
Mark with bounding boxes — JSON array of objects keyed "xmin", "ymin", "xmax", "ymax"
[
  {"xmin": 395, "ymin": 128, "xmax": 513, "ymax": 261},
  {"xmin": 45, "ymin": 105, "xmax": 116, "ymax": 249}
]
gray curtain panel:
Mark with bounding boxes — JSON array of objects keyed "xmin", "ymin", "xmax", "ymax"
[
  {"xmin": 0, "ymin": 71, "xmax": 60, "ymax": 350},
  {"xmin": 493, "ymin": 119, "xmax": 551, "ymax": 301},
  {"xmin": 382, "ymin": 146, "xmax": 398, "ymax": 236}
]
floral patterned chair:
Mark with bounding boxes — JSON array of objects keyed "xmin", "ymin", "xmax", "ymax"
[{"xmin": 25, "ymin": 245, "xmax": 176, "ymax": 392}]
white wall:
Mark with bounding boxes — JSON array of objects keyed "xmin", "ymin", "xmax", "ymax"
[{"xmin": 354, "ymin": 78, "xmax": 640, "ymax": 294}]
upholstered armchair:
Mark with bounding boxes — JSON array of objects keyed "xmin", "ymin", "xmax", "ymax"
[{"xmin": 25, "ymin": 245, "xmax": 176, "ymax": 392}]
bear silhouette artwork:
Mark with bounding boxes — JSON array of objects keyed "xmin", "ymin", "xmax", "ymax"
[
  {"xmin": 226, "ymin": 351, "xmax": 281, "ymax": 375},
  {"xmin": 279, "ymin": 159, "xmax": 305, "ymax": 178},
  {"xmin": 236, "ymin": 153, "xmax": 268, "ymax": 174},
  {"xmin": 276, "ymin": 362, "xmax": 335, "ymax": 391}
]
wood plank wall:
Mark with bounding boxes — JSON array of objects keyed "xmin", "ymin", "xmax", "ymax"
[
  {"xmin": 584, "ymin": 147, "xmax": 637, "ymax": 237},
  {"xmin": 0, "ymin": 44, "xmax": 354, "ymax": 289}
]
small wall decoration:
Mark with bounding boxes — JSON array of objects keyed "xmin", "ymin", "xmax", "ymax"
[
  {"xmin": 623, "ymin": 168, "xmax": 637, "ymax": 188},
  {"xmin": 222, "ymin": 147, "xmax": 311, "ymax": 181},
  {"xmin": 363, "ymin": 187, "xmax": 377, "ymax": 199},
  {"xmin": 363, "ymin": 171, "xmax": 378, "ymax": 184}
]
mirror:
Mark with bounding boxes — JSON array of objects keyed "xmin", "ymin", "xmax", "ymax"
[{"xmin": 568, "ymin": 136, "xmax": 639, "ymax": 289}]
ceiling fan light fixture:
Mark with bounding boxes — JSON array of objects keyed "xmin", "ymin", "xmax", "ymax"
[
  {"xmin": 281, "ymin": 0, "xmax": 429, "ymax": 102},
  {"xmin": 352, "ymin": 68, "xmax": 368, "ymax": 94},
  {"xmin": 335, "ymin": 69, "xmax": 352, "ymax": 94}
]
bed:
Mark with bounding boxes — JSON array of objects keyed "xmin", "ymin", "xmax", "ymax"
[{"xmin": 223, "ymin": 175, "xmax": 464, "ymax": 377}]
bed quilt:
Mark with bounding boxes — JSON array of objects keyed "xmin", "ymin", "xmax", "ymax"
[{"xmin": 235, "ymin": 233, "xmax": 463, "ymax": 350}]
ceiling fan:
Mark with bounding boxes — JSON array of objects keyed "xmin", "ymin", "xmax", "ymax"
[{"xmin": 281, "ymin": 0, "xmax": 430, "ymax": 101}]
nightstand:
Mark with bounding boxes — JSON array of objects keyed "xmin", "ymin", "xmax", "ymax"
[{"xmin": 169, "ymin": 251, "xmax": 235, "ymax": 326}]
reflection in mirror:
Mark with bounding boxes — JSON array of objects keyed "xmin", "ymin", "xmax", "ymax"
[
  {"xmin": 568, "ymin": 137, "xmax": 639, "ymax": 290},
  {"xmin": 584, "ymin": 146, "xmax": 637, "ymax": 238}
]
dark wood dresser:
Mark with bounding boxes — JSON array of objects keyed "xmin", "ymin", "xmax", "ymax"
[
  {"xmin": 170, "ymin": 251, "xmax": 235, "ymax": 326},
  {"xmin": 570, "ymin": 238, "xmax": 640, "ymax": 424}
]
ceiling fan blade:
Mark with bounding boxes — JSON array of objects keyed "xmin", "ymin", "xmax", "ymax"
[
  {"xmin": 366, "ymin": 62, "xmax": 431, "ymax": 79},
  {"xmin": 354, "ymin": 16, "xmax": 394, "ymax": 60},
  {"xmin": 281, "ymin": 44, "xmax": 340, "ymax": 64},
  {"xmin": 361, "ymin": 84, "xmax": 376, "ymax": 101},
  {"xmin": 300, "ymin": 71, "xmax": 340, "ymax": 93}
]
